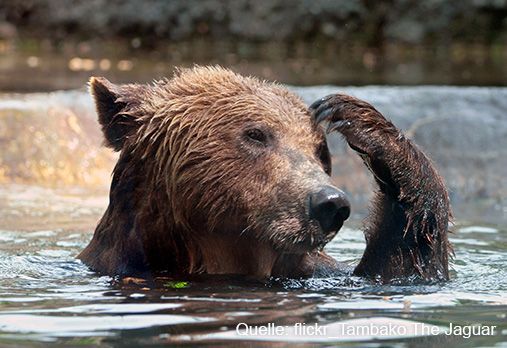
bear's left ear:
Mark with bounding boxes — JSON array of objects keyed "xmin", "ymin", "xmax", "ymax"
[{"xmin": 89, "ymin": 77, "xmax": 144, "ymax": 151}]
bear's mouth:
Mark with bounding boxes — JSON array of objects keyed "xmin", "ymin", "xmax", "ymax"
[{"xmin": 288, "ymin": 221, "xmax": 343, "ymax": 253}]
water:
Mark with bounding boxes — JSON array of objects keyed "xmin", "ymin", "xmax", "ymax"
[
  {"xmin": 0, "ymin": 61, "xmax": 506, "ymax": 345},
  {"xmin": 0, "ymin": 186, "xmax": 506, "ymax": 346},
  {"xmin": 1, "ymin": 42, "xmax": 506, "ymax": 93}
]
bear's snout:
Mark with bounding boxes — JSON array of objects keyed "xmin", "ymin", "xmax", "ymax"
[{"xmin": 308, "ymin": 186, "xmax": 350, "ymax": 236}]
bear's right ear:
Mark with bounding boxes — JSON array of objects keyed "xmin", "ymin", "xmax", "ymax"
[{"xmin": 89, "ymin": 76, "xmax": 142, "ymax": 151}]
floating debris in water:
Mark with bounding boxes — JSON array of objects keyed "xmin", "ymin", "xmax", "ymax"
[{"xmin": 164, "ymin": 281, "xmax": 189, "ymax": 289}]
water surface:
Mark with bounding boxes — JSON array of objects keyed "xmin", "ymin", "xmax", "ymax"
[
  {"xmin": 0, "ymin": 186, "xmax": 505, "ymax": 347},
  {"xmin": 0, "ymin": 78, "xmax": 506, "ymax": 346}
]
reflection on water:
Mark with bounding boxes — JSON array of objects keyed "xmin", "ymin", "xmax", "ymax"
[
  {"xmin": 0, "ymin": 187, "xmax": 506, "ymax": 346},
  {"xmin": 1, "ymin": 41, "xmax": 506, "ymax": 92}
]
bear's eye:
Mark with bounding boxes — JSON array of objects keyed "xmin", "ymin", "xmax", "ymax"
[
  {"xmin": 244, "ymin": 128, "xmax": 268, "ymax": 146},
  {"xmin": 317, "ymin": 142, "xmax": 332, "ymax": 175}
]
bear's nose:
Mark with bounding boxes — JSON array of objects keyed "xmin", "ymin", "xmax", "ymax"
[{"xmin": 308, "ymin": 186, "xmax": 351, "ymax": 234}]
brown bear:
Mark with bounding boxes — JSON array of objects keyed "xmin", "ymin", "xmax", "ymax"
[{"xmin": 78, "ymin": 66, "xmax": 451, "ymax": 283}]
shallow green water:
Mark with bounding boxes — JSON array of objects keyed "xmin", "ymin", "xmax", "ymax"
[
  {"xmin": 0, "ymin": 188, "xmax": 505, "ymax": 347},
  {"xmin": 1, "ymin": 42, "xmax": 506, "ymax": 93}
]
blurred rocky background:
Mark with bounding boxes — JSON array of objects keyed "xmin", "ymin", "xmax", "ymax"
[
  {"xmin": 2, "ymin": 0, "xmax": 505, "ymax": 43},
  {"xmin": 0, "ymin": 0, "xmax": 506, "ymax": 224}
]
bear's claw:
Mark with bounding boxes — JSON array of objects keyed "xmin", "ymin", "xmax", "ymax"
[{"xmin": 310, "ymin": 94, "xmax": 388, "ymax": 164}]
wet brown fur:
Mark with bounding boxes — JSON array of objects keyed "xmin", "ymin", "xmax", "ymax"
[
  {"xmin": 311, "ymin": 94, "xmax": 452, "ymax": 281},
  {"xmin": 79, "ymin": 66, "xmax": 451, "ymax": 282}
]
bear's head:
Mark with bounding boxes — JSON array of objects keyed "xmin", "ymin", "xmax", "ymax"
[{"xmin": 89, "ymin": 66, "xmax": 350, "ymax": 276}]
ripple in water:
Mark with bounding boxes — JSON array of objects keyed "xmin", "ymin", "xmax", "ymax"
[{"xmin": 0, "ymin": 222, "xmax": 505, "ymax": 345}]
